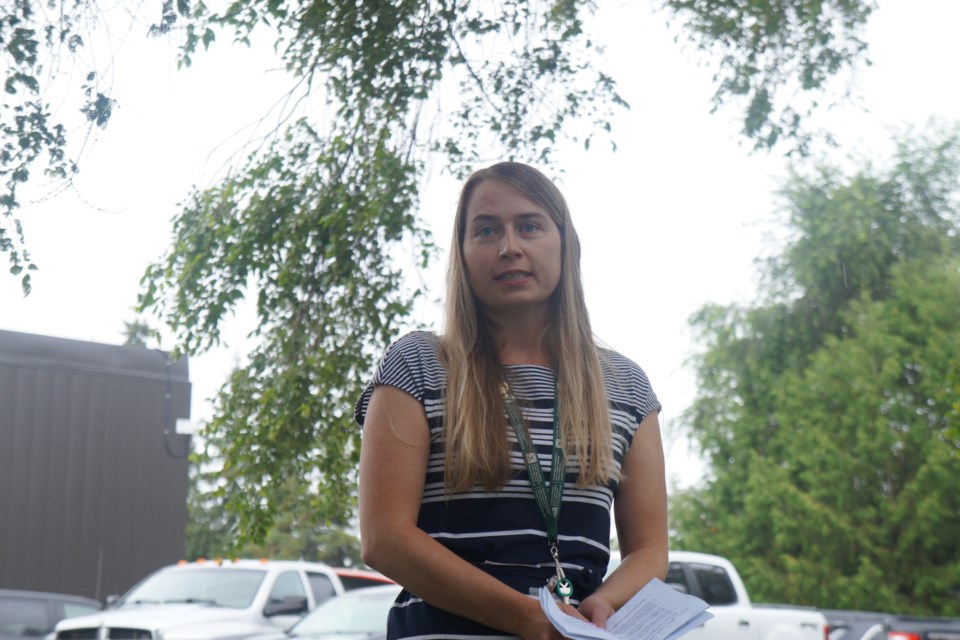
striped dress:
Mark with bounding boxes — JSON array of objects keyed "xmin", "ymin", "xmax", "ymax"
[{"xmin": 354, "ymin": 331, "xmax": 661, "ymax": 640}]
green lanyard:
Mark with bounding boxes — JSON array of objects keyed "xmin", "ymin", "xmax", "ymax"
[{"xmin": 499, "ymin": 373, "xmax": 574, "ymax": 603}]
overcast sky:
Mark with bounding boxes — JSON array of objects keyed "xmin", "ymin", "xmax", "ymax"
[{"xmin": 3, "ymin": 1, "xmax": 959, "ymax": 491}]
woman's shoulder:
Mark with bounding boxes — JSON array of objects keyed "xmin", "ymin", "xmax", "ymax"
[
  {"xmin": 598, "ymin": 347, "xmax": 647, "ymax": 379},
  {"xmin": 598, "ymin": 347, "xmax": 660, "ymax": 412},
  {"xmin": 377, "ymin": 331, "xmax": 443, "ymax": 375},
  {"xmin": 388, "ymin": 330, "xmax": 441, "ymax": 353}
]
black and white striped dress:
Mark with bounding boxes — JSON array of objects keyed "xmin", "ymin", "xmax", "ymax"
[{"xmin": 355, "ymin": 331, "xmax": 661, "ymax": 640}]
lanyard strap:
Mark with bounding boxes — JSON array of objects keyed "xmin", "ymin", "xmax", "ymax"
[{"xmin": 499, "ymin": 374, "xmax": 565, "ymax": 543}]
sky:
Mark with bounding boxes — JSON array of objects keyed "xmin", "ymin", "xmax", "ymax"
[{"xmin": 3, "ymin": 1, "xmax": 959, "ymax": 492}]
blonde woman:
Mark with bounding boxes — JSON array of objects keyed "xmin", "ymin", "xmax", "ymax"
[{"xmin": 356, "ymin": 162, "xmax": 667, "ymax": 640}]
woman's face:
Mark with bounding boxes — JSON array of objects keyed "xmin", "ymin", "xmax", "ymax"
[{"xmin": 461, "ymin": 179, "xmax": 562, "ymax": 320}]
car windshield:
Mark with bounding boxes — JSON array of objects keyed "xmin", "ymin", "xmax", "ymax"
[
  {"xmin": 291, "ymin": 589, "xmax": 397, "ymax": 636},
  {"xmin": 117, "ymin": 568, "xmax": 268, "ymax": 609}
]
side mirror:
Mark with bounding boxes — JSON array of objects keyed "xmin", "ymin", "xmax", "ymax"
[{"xmin": 264, "ymin": 595, "xmax": 308, "ymax": 617}]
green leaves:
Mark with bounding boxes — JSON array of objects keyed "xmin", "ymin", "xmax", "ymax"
[
  {"xmin": 2, "ymin": 2, "xmax": 111, "ymax": 294},
  {"xmin": 673, "ymin": 127, "xmax": 960, "ymax": 614},
  {"xmin": 140, "ymin": 119, "xmax": 431, "ymax": 541},
  {"xmin": 662, "ymin": 0, "xmax": 875, "ymax": 154}
]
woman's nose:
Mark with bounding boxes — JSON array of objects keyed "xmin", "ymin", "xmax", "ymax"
[{"xmin": 498, "ymin": 230, "xmax": 521, "ymax": 258}]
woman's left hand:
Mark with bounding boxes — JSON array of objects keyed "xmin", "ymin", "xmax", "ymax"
[{"xmin": 577, "ymin": 593, "xmax": 616, "ymax": 629}]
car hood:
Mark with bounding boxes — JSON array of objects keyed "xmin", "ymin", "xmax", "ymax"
[{"xmin": 55, "ymin": 603, "xmax": 272, "ymax": 633}]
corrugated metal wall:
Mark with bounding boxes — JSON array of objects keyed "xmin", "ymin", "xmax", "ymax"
[{"xmin": 0, "ymin": 329, "xmax": 192, "ymax": 600}]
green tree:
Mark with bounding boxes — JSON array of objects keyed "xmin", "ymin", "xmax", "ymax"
[
  {"xmin": 671, "ymin": 127, "xmax": 960, "ymax": 614},
  {"xmin": 186, "ymin": 452, "xmax": 363, "ymax": 566},
  {"xmin": 121, "ymin": 318, "xmax": 160, "ymax": 347},
  {"xmin": 1, "ymin": 1, "xmax": 118, "ymax": 294},
  {"xmin": 664, "ymin": 0, "xmax": 876, "ymax": 154}
]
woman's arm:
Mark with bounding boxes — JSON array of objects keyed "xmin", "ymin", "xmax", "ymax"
[
  {"xmin": 578, "ymin": 411, "xmax": 669, "ymax": 626},
  {"xmin": 358, "ymin": 384, "xmax": 569, "ymax": 640}
]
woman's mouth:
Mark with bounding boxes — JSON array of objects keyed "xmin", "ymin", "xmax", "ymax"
[{"xmin": 496, "ymin": 271, "xmax": 531, "ymax": 281}]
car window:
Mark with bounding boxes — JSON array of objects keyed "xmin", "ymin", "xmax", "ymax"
[
  {"xmin": 306, "ymin": 572, "xmax": 337, "ymax": 606},
  {"xmin": 62, "ymin": 602, "xmax": 100, "ymax": 618},
  {"xmin": 0, "ymin": 596, "xmax": 50, "ymax": 636},
  {"xmin": 665, "ymin": 562, "xmax": 690, "ymax": 594},
  {"xmin": 118, "ymin": 568, "xmax": 267, "ymax": 609},
  {"xmin": 269, "ymin": 571, "xmax": 307, "ymax": 605},
  {"xmin": 338, "ymin": 575, "xmax": 391, "ymax": 591},
  {"xmin": 689, "ymin": 562, "xmax": 737, "ymax": 605}
]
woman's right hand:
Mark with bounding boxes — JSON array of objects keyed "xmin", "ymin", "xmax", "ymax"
[{"xmin": 518, "ymin": 598, "xmax": 591, "ymax": 640}]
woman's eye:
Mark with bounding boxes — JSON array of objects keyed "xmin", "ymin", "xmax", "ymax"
[
  {"xmin": 475, "ymin": 226, "xmax": 497, "ymax": 238},
  {"xmin": 519, "ymin": 221, "xmax": 540, "ymax": 233}
]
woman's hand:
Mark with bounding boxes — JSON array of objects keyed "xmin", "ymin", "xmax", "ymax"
[
  {"xmin": 519, "ymin": 601, "xmax": 587, "ymax": 640},
  {"xmin": 577, "ymin": 593, "xmax": 616, "ymax": 629}
]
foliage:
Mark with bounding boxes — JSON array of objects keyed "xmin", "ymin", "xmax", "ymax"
[
  {"xmin": 140, "ymin": 123, "xmax": 427, "ymax": 546},
  {"xmin": 121, "ymin": 318, "xmax": 160, "ymax": 347},
  {"xmin": 2, "ymin": 1, "xmax": 881, "ymax": 295},
  {"xmin": 663, "ymin": 0, "xmax": 875, "ymax": 154},
  {"xmin": 1, "ymin": 1, "xmax": 117, "ymax": 294},
  {"xmin": 671, "ymin": 126, "xmax": 960, "ymax": 614},
  {"xmin": 186, "ymin": 452, "xmax": 362, "ymax": 566}
]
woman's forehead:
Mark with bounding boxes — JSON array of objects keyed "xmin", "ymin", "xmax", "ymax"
[{"xmin": 465, "ymin": 180, "xmax": 549, "ymax": 218}]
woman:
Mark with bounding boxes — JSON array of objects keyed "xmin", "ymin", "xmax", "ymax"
[{"xmin": 356, "ymin": 162, "xmax": 667, "ymax": 640}]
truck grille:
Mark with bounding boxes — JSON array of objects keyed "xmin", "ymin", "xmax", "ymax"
[{"xmin": 58, "ymin": 629, "xmax": 154, "ymax": 640}]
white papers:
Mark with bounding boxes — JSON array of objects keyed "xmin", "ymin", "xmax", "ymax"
[{"xmin": 539, "ymin": 578, "xmax": 713, "ymax": 640}]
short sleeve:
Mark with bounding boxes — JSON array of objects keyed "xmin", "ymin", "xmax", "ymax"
[
  {"xmin": 354, "ymin": 331, "xmax": 439, "ymax": 427},
  {"xmin": 601, "ymin": 349, "xmax": 662, "ymax": 428}
]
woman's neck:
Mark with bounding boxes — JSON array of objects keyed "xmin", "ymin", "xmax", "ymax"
[{"xmin": 489, "ymin": 312, "xmax": 552, "ymax": 366}]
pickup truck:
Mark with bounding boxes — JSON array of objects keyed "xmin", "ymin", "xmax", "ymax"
[
  {"xmin": 53, "ymin": 559, "xmax": 392, "ymax": 640},
  {"xmin": 609, "ymin": 550, "xmax": 828, "ymax": 640}
]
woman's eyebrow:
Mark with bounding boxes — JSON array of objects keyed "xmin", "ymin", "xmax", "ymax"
[
  {"xmin": 468, "ymin": 213, "xmax": 500, "ymax": 224},
  {"xmin": 467, "ymin": 211, "xmax": 547, "ymax": 224}
]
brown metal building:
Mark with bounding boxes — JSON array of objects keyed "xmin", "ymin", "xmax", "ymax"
[{"xmin": 0, "ymin": 329, "xmax": 192, "ymax": 600}]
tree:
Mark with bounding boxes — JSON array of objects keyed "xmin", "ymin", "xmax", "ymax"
[
  {"xmin": 1, "ymin": 1, "xmax": 118, "ymax": 294},
  {"xmin": 186, "ymin": 452, "xmax": 363, "ymax": 566},
  {"xmin": 121, "ymin": 318, "xmax": 160, "ymax": 347},
  {"xmin": 671, "ymin": 127, "xmax": 960, "ymax": 614},
  {"xmin": 663, "ymin": 0, "xmax": 876, "ymax": 154}
]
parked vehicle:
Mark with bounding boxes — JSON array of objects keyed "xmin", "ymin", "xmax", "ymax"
[
  {"xmin": 842, "ymin": 622, "xmax": 886, "ymax": 640},
  {"xmin": 53, "ymin": 559, "xmax": 391, "ymax": 640},
  {"xmin": 0, "ymin": 588, "xmax": 101, "ymax": 640},
  {"xmin": 824, "ymin": 610, "xmax": 889, "ymax": 640},
  {"xmin": 250, "ymin": 583, "xmax": 403, "ymax": 640},
  {"xmin": 609, "ymin": 550, "xmax": 828, "ymax": 640},
  {"xmin": 823, "ymin": 610, "xmax": 888, "ymax": 640},
  {"xmin": 883, "ymin": 615, "xmax": 960, "ymax": 640},
  {"xmin": 826, "ymin": 610, "xmax": 960, "ymax": 640}
]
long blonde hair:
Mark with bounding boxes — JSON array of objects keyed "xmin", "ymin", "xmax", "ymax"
[{"xmin": 438, "ymin": 162, "xmax": 615, "ymax": 492}]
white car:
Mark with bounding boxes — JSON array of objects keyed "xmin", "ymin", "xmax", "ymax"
[
  {"xmin": 249, "ymin": 584, "xmax": 403, "ymax": 640},
  {"xmin": 54, "ymin": 559, "xmax": 391, "ymax": 640}
]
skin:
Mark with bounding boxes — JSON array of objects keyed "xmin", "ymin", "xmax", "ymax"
[{"xmin": 359, "ymin": 178, "xmax": 669, "ymax": 639}]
